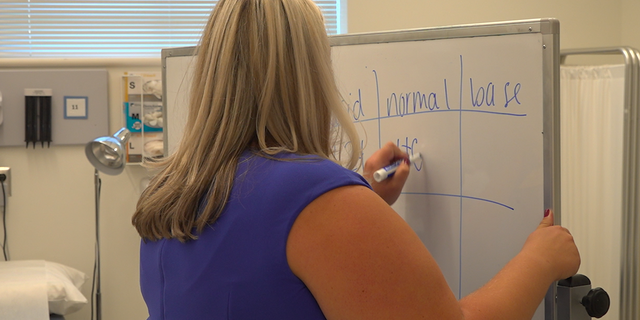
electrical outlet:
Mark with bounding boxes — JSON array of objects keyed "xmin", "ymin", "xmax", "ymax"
[{"xmin": 0, "ymin": 167, "xmax": 11, "ymax": 199}]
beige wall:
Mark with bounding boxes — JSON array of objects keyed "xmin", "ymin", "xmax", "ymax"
[
  {"xmin": 622, "ymin": 0, "xmax": 640, "ymax": 48},
  {"xmin": 348, "ymin": 0, "xmax": 622, "ymax": 50},
  {"xmin": 0, "ymin": 1, "xmax": 635, "ymax": 320},
  {"xmin": 0, "ymin": 60, "xmax": 159, "ymax": 320}
]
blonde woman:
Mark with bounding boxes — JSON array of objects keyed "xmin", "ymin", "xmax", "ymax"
[{"xmin": 133, "ymin": 0, "xmax": 580, "ymax": 319}]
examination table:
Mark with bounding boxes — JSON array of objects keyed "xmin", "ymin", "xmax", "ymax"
[{"xmin": 0, "ymin": 260, "xmax": 87, "ymax": 319}]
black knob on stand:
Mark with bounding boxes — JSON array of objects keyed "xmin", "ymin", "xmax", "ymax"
[{"xmin": 581, "ymin": 287, "xmax": 610, "ymax": 318}]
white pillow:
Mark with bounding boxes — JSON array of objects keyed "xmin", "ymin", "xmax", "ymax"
[{"xmin": 44, "ymin": 261, "xmax": 88, "ymax": 315}]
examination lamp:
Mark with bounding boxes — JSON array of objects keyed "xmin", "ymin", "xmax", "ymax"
[
  {"xmin": 85, "ymin": 127, "xmax": 131, "ymax": 176},
  {"xmin": 84, "ymin": 127, "xmax": 130, "ymax": 320}
]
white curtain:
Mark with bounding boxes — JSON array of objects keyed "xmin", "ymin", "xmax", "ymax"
[{"xmin": 560, "ymin": 65, "xmax": 625, "ymax": 320}]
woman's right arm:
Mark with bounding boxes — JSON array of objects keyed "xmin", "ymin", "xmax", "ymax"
[
  {"xmin": 459, "ymin": 210, "xmax": 580, "ymax": 320},
  {"xmin": 286, "ymin": 186, "xmax": 580, "ymax": 320}
]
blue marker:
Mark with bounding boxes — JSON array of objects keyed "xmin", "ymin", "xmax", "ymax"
[{"xmin": 373, "ymin": 153, "xmax": 422, "ymax": 182}]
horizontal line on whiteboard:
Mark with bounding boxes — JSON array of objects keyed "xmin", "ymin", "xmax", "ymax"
[
  {"xmin": 353, "ymin": 109, "xmax": 527, "ymax": 123},
  {"xmin": 401, "ymin": 192, "xmax": 515, "ymax": 210}
]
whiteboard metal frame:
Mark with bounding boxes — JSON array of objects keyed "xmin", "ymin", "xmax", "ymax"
[
  {"xmin": 162, "ymin": 46, "xmax": 196, "ymax": 156},
  {"xmin": 161, "ymin": 18, "xmax": 561, "ymax": 319},
  {"xmin": 330, "ymin": 18, "xmax": 558, "ymax": 45},
  {"xmin": 560, "ymin": 47, "xmax": 640, "ymax": 320}
]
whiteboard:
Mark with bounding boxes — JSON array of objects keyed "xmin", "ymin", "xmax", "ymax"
[
  {"xmin": 162, "ymin": 19, "xmax": 560, "ymax": 319},
  {"xmin": 162, "ymin": 46, "xmax": 196, "ymax": 156}
]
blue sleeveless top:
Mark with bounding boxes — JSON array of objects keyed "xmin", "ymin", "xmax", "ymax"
[{"xmin": 139, "ymin": 152, "xmax": 369, "ymax": 319}]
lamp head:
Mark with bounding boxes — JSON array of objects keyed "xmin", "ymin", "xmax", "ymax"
[{"xmin": 85, "ymin": 128, "xmax": 131, "ymax": 175}]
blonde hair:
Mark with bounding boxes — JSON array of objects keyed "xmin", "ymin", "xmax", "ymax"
[{"xmin": 133, "ymin": 0, "xmax": 360, "ymax": 241}]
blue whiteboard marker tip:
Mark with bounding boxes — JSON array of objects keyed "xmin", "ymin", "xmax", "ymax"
[{"xmin": 373, "ymin": 153, "xmax": 422, "ymax": 182}]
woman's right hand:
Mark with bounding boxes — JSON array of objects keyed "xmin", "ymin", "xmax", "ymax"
[{"xmin": 521, "ymin": 210, "xmax": 581, "ymax": 282}]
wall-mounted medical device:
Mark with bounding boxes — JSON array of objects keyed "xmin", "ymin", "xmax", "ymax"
[
  {"xmin": 24, "ymin": 88, "xmax": 52, "ymax": 148},
  {"xmin": 0, "ymin": 69, "xmax": 109, "ymax": 147}
]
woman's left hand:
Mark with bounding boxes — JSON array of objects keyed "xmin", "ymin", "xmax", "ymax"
[{"xmin": 363, "ymin": 142, "xmax": 410, "ymax": 205}]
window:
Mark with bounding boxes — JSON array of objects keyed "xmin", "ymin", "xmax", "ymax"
[{"xmin": 0, "ymin": 1, "xmax": 346, "ymax": 58}]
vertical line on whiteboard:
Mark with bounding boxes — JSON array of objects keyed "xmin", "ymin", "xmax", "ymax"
[
  {"xmin": 374, "ymin": 70, "xmax": 381, "ymax": 149},
  {"xmin": 458, "ymin": 54, "xmax": 464, "ymax": 300}
]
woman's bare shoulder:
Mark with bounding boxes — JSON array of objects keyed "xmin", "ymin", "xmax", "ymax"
[{"xmin": 286, "ymin": 185, "xmax": 464, "ymax": 320}]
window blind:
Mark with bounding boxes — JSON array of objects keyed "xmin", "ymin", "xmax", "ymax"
[{"xmin": 0, "ymin": 0, "xmax": 345, "ymax": 58}]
